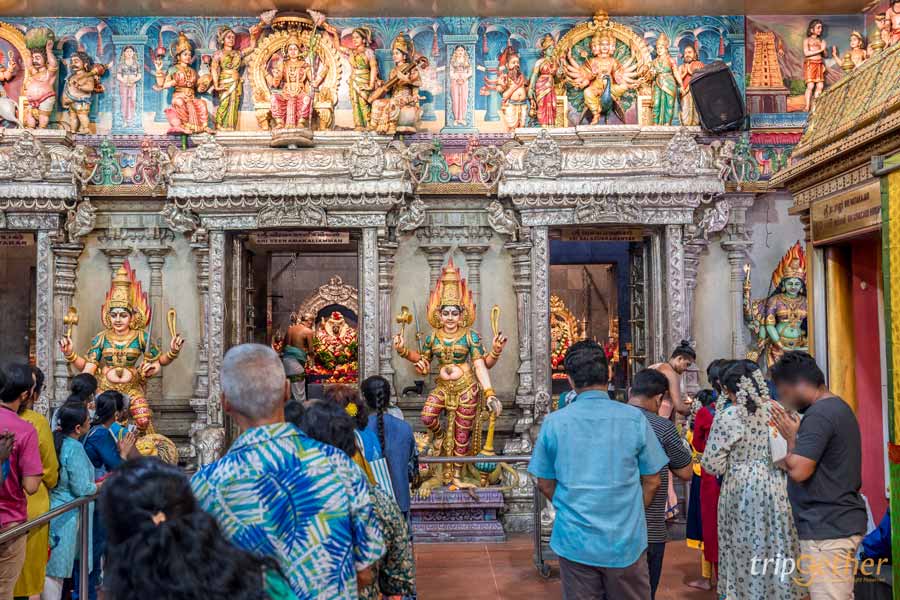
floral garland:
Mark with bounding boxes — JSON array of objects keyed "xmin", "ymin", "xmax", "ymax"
[{"xmin": 732, "ymin": 369, "xmax": 772, "ymax": 420}]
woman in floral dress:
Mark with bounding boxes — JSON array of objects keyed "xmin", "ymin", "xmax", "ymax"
[{"xmin": 701, "ymin": 360, "xmax": 803, "ymax": 600}]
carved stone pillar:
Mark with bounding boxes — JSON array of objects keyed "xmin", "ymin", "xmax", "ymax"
[
  {"xmin": 141, "ymin": 247, "xmax": 170, "ymax": 403},
  {"xmin": 101, "ymin": 247, "xmax": 132, "ymax": 275},
  {"xmin": 189, "ymin": 231, "xmax": 211, "ymax": 436},
  {"xmin": 720, "ymin": 193, "xmax": 755, "ymax": 359},
  {"xmin": 359, "ymin": 228, "xmax": 380, "ymax": 380},
  {"xmin": 51, "ymin": 242, "xmax": 83, "ymax": 415},
  {"xmin": 420, "ymin": 244, "xmax": 451, "ymax": 288},
  {"xmin": 664, "ymin": 224, "xmax": 686, "ymax": 354},
  {"xmin": 377, "ymin": 239, "xmax": 398, "ymax": 380},
  {"xmin": 34, "ymin": 231, "xmax": 55, "ymax": 416},
  {"xmin": 459, "ymin": 244, "xmax": 490, "ymax": 336},
  {"xmin": 505, "ymin": 240, "xmax": 533, "ymax": 429},
  {"xmin": 530, "ymin": 226, "xmax": 551, "ymax": 422},
  {"xmin": 206, "ymin": 230, "xmax": 226, "ymax": 428},
  {"xmin": 682, "ymin": 237, "xmax": 708, "ymax": 393}
]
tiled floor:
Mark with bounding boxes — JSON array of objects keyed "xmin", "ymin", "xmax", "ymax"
[{"xmin": 414, "ymin": 534, "xmax": 717, "ymax": 599}]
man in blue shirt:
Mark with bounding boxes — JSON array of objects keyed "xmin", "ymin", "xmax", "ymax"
[{"xmin": 529, "ymin": 340, "xmax": 668, "ymax": 600}]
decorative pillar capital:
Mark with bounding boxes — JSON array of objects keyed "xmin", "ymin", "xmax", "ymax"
[
  {"xmin": 419, "ymin": 244, "xmax": 452, "ymax": 287},
  {"xmin": 101, "ymin": 247, "xmax": 132, "ymax": 274}
]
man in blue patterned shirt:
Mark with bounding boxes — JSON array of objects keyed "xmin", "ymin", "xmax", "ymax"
[{"xmin": 192, "ymin": 344, "xmax": 385, "ymax": 600}]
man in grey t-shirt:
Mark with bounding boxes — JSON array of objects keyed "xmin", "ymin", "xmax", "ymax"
[{"xmin": 771, "ymin": 351, "xmax": 867, "ymax": 600}]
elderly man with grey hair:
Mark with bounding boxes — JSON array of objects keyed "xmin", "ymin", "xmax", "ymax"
[{"xmin": 191, "ymin": 344, "xmax": 385, "ymax": 599}]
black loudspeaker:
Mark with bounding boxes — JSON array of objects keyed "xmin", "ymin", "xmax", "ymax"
[{"xmin": 688, "ymin": 61, "xmax": 746, "ymax": 132}]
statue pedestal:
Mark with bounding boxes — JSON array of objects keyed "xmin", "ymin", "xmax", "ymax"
[{"xmin": 411, "ymin": 488, "xmax": 507, "ymax": 543}]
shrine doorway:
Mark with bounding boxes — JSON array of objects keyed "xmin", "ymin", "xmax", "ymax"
[
  {"xmin": 0, "ymin": 233, "xmax": 37, "ymax": 364},
  {"xmin": 227, "ymin": 229, "xmax": 361, "ymax": 386},
  {"xmin": 548, "ymin": 227, "xmax": 656, "ymax": 401}
]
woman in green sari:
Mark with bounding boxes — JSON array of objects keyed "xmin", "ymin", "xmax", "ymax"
[
  {"xmin": 211, "ymin": 25, "xmax": 260, "ymax": 130},
  {"xmin": 328, "ymin": 25, "xmax": 379, "ymax": 130},
  {"xmin": 651, "ymin": 33, "xmax": 682, "ymax": 125}
]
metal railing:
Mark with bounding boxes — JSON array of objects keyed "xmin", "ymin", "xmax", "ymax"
[{"xmin": 0, "ymin": 493, "xmax": 96, "ymax": 595}]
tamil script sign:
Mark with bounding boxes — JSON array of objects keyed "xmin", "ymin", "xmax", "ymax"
[{"xmin": 811, "ymin": 181, "xmax": 882, "ymax": 244}]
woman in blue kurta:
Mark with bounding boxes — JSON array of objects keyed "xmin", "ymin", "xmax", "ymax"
[{"xmin": 45, "ymin": 402, "xmax": 96, "ymax": 600}]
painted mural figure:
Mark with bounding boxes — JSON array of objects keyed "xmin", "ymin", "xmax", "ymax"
[
  {"xmin": 392, "ymin": 259, "xmax": 506, "ymax": 488},
  {"xmin": 832, "ymin": 31, "xmax": 867, "ymax": 72},
  {"xmin": 802, "ymin": 20, "xmax": 828, "ymax": 113},
  {"xmin": 677, "ymin": 45, "xmax": 704, "ymax": 126},
  {"xmin": 326, "ymin": 25, "xmax": 378, "ymax": 130},
  {"xmin": 529, "ymin": 34, "xmax": 561, "ymax": 127},
  {"xmin": 154, "ymin": 33, "xmax": 212, "ymax": 134},
  {"xmin": 651, "ymin": 33, "xmax": 681, "ymax": 126},
  {"xmin": 449, "ymin": 45, "xmax": 471, "ymax": 126},
  {"xmin": 888, "ymin": 1, "xmax": 900, "ymax": 45},
  {"xmin": 267, "ymin": 33, "xmax": 324, "ymax": 129},
  {"xmin": 369, "ymin": 33, "xmax": 423, "ymax": 135},
  {"xmin": 211, "ymin": 25, "xmax": 261, "ymax": 131},
  {"xmin": 62, "ymin": 51, "xmax": 106, "ymax": 133},
  {"xmin": 116, "ymin": 46, "xmax": 140, "ymax": 128},
  {"xmin": 496, "ymin": 51, "xmax": 529, "ymax": 131},
  {"xmin": 564, "ymin": 32, "xmax": 635, "ymax": 125},
  {"xmin": 744, "ymin": 242, "xmax": 808, "ymax": 368},
  {"xmin": 58, "ymin": 262, "xmax": 184, "ymax": 463},
  {"xmin": 23, "ymin": 34, "xmax": 58, "ymax": 129}
]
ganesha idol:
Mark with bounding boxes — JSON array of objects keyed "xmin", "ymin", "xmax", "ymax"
[{"xmin": 58, "ymin": 261, "xmax": 184, "ymax": 463}]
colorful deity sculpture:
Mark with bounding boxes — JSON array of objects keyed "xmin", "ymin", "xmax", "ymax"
[
  {"xmin": 211, "ymin": 25, "xmax": 261, "ymax": 130},
  {"xmin": 495, "ymin": 50, "xmax": 529, "ymax": 132},
  {"xmin": 326, "ymin": 24, "xmax": 378, "ymax": 130},
  {"xmin": 563, "ymin": 32, "xmax": 639, "ymax": 124},
  {"xmin": 887, "ymin": 1, "xmax": 900, "ymax": 46},
  {"xmin": 369, "ymin": 33, "xmax": 426, "ymax": 135},
  {"xmin": 309, "ymin": 311, "xmax": 359, "ymax": 383},
  {"xmin": 677, "ymin": 45, "xmax": 705, "ymax": 126},
  {"xmin": 61, "ymin": 50, "xmax": 106, "ymax": 133},
  {"xmin": 803, "ymin": 19, "xmax": 828, "ymax": 113},
  {"xmin": 549, "ymin": 295, "xmax": 583, "ymax": 376},
  {"xmin": 393, "ymin": 259, "xmax": 507, "ymax": 488},
  {"xmin": 832, "ymin": 31, "xmax": 867, "ymax": 72},
  {"xmin": 23, "ymin": 29, "xmax": 58, "ymax": 129},
  {"xmin": 744, "ymin": 242, "xmax": 808, "ymax": 368},
  {"xmin": 266, "ymin": 31, "xmax": 325, "ymax": 129},
  {"xmin": 154, "ymin": 32, "xmax": 213, "ymax": 134},
  {"xmin": 650, "ymin": 33, "xmax": 679, "ymax": 125},
  {"xmin": 58, "ymin": 261, "xmax": 184, "ymax": 462},
  {"xmin": 529, "ymin": 34, "xmax": 562, "ymax": 127}
]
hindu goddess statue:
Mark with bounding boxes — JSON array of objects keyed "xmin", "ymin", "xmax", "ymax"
[
  {"xmin": 325, "ymin": 24, "xmax": 378, "ymax": 130},
  {"xmin": 744, "ymin": 242, "xmax": 808, "ymax": 367},
  {"xmin": 210, "ymin": 25, "xmax": 261, "ymax": 130},
  {"xmin": 154, "ymin": 32, "xmax": 213, "ymax": 134},
  {"xmin": 58, "ymin": 261, "xmax": 184, "ymax": 461},
  {"xmin": 369, "ymin": 33, "xmax": 424, "ymax": 135},
  {"xmin": 393, "ymin": 259, "xmax": 507, "ymax": 488},
  {"xmin": 529, "ymin": 34, "xmax": 561, "ymax": 127},
  {"xmin": 266, "ymin": 33, "xmax": 326, "ymax": 129},
  {"xmin": 650, "ymin": 33, "xmax": 680, "ymax": 125}
]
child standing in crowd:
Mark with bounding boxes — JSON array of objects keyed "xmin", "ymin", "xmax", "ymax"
[
  {"xmin": 14, "ymin": 366, "xmax": 58, "ymax": 600},
  {"xmin": 44, "ymin": 402, "xmax": 96, "ymax": 600},
  {"xmin": 685, "ymin": 388, "xmax": 717, "ymax": 591},
  {"xmin": 362, "ymin": 376, "xmax": 416, "ymax": 516}
]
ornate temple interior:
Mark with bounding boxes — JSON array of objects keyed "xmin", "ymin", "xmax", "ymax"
[
  {"xmin": 235, "ymin": 230, "xmax": 361, "ymax": 384},
  {"xmin": 1, "ymin": 0, "xmax": 900, "ymax": 593}
]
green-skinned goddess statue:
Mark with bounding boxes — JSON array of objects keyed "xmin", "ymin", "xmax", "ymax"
[{"xmin": 744, "ymin": 242, "xmax": 808, "ymax": 367}]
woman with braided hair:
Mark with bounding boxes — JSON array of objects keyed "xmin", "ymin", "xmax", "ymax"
[
  {"xmin": 362, "ymin": 376, "xmax": 415, "ymax": 516},
  {"xmin": 701, "ymin": 360, "xmax": 803, "ymax": 600}
]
